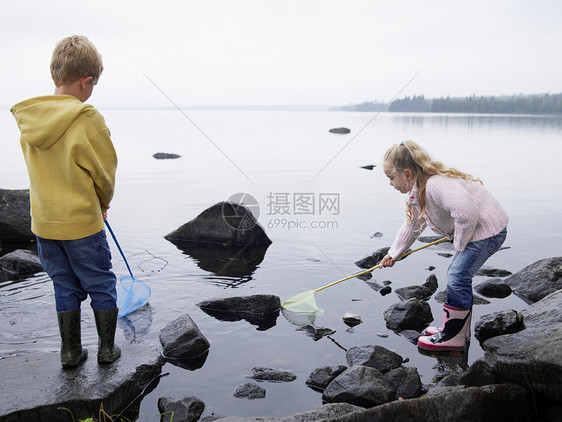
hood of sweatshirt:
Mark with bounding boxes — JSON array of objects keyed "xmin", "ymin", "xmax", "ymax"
[{"xmin": 10, "ymin": 95, "xmax": 93, "ymax": 150}]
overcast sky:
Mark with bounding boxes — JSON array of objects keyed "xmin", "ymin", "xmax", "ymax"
[{"xmin": 1, "ymin": 1, "xmax": 561, "ymax": 108}]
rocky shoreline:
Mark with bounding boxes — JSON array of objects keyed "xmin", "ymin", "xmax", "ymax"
[{"xmin": 1, "ymin": 191, "xmax": 561, "ymax": 421}]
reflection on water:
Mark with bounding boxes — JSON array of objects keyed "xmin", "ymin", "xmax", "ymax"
[
  {"xmin": 167, "ymin": 239, "xmax": 270, "ymax": 285},
  {"xmin": 118, "ymin": 303, "xmax": 153, "ymax": 342}
]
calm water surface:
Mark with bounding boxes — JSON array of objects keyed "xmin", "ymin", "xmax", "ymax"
[{"xmin": 1, "ymin": 110, "xmax": 561, "ymax": 419}]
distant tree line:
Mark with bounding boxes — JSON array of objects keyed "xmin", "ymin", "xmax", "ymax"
[{"xmin": 339, "ymin": 93, "xmax": 562, "ymax": 114}]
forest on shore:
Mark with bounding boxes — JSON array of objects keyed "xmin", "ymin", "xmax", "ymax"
[{"xmin": 338, "ymin": 93, "xmax": 562, "ymax": 114}]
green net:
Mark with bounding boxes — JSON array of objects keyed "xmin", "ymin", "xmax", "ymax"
[{"xmin": 281, "ymin": 289, "xmax": 320, "ymax": 314}]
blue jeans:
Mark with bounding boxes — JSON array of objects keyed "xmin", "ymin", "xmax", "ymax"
[
  {"xmin": 36, "ymin": 230, "xmax": 117, "ymax": 312},
  {"xmin": 446, "ymin": 228, "xmax": 507, "ymax": 309}
]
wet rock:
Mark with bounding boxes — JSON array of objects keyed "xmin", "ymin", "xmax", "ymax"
[
  {"xmin": 197, "ymin": 295, "xmax": 281, "ymax": 331},
  {"xmin": 342, "ymin": 312, "xmax": 362, "ymax": 327},
  {"xmin": 249, "ymin": 366, "xmax": 297, "ymax": 382},
  {"xmin": 425, "ymin": 385, "xmax": 464, "ymax": 397},
  {"xmin": 482, "ymin": 289, "xmax": 562, "ymax": 403},
  {"xmin": 438, "ymin": 253, "xmax": 454, "ymax": 258},
  {"xmin": 354, "ymin": 247, "xmax": 389, "ymax": 269},
  {"xmin": 333, "ymin": 384, "xmax": 534, "ymax": 422},
  {"xmin": 380, "ymin": 286, "xmax": 392, "ymax": 296},
  {"xmin": 370, "ymin": 231, "xmax": 383, "ymax": 237},
  {"xmin": 0, "ymin": 343, "xmax": 164, "ymax": 422},
  {"xmin": 504, "ymin": 257, "xmax": 562, "ymax": 304},
  {"xmin": 395, "ymin": 274, "xmax": 438, "ymax": 301},
  {"xmin": 473, "ymin": 277, "xmax": 512, "ymax": 298},
  {"xmin": 153, "ymin": 152, "xmax": 181, "ymax": 159},
  {"xmin": 159, "ymin": 314, "xmax": 210, "ymax": 359},
  {"xmin": 233, "ymin": 383, "xmax": 266, "ymax": 399},
  {"xmin": 383, "ymin": 298, "xmax": 433, "ymax": 331},
  {"xmin": 346, "ymin": 345, "xmax": 403, "ymax": 374},
  {"xmin": 474, "ymin": 309, "xmax": 524, "ymax": 343},
  {"xmin": 459, "ymin": 358, "xmax": 498, "ymax": 387},
  {"xmin": 306, "ymin": 365, "xmax": 348, "ymax": 392},
  {"xmin": 329, "ymin": 127, "xmax": 351, "ymax": 134},
  {"xmin": 322, "ymin": 365, "xmax": 395, "ymax": 408},
  {"xmin": 212, "ymin": 403, "xmax": 364, "ymax": 422},
  {"xmin": 361, "ymin": 165, "xmax": 376, "ymax": 170},
  {"xmin": 384, "ymin": 366, "xmax": 422, "ymax": 399},
  {"xmin": 165, "ymin": 201, "xmax": 272, "ymax": 248},
  {"xmin": 0, "ymin": 189, "xmax": 34, "ymax": 245},
  {"xmin": 157, "ymin": 396, "xmax": 204, "ymax": 422},
  {"xmin": 418, "ymin": 236, "xmax": 455, "ymax": 250},
  {"xmin": 475, "ymin": 266, "xmax": 512, "ymax": 277},
  {"xmin": 0, "ymin": 249, "xmax": 43, "ymax": 282},
  {"xmin": 296, "ymin": 324, "xmax": 335, "ymax": 340}
]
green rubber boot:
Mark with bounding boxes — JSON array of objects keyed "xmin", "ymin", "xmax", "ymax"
[
  {"xmin": 94, "ymin": 308, "xmax": 121, "ymax": 364},
  {"xmin": 57, "ymin": 310, "xmax": 88, "ymax": 369}
]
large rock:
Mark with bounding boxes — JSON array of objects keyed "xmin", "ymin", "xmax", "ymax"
[
  {"xmin": 157, "ymin": 396, "xmax": 204, "ymax": 422},
  {"xmin": 0, "ymin": 189, "xmax": 34, "ymax": 245},
  {"xmin": 473, "ymin": 277, "xmax": 513, "ymax": 298},
  {"xmin": 334, "ymin": 384, "xmax": 534, "ymax": 422},
  {"xmin": 212, "ymin": 403, "xmax": 364, "ymax": 422},
  {"xmin": 0, "ymin": 249, "xmax": 43, "ymax": 282},
  {"xmin": 346, "ymin": 345, "xmax": 403, "ymax": 374},
  {"xmin": 249, "ymin": 366, "xmax": 297, "ymax": 382},
  {"xmin": 0, "ymin": 343, "xmax": 164, "ymax": 422},
  {"xmin": 306, "ymin": 365, "xmax": 348, "ymax": 392},
  {"xmin": 233, "ymin": 383, "xmax": 267, "ymax": 399},
  {"xmin": 504, "ymin": 257, "xmax": 562, "ymax": 304},
  {"xmin": 394, "ymin": 274, "xmax": 438, "ymax": 301},
  {"xmin": 322, "ymin": 365, "xmax": 396, "ymax": 408},
  {"xmin": 383, "ymin": 298, "xmax": 433, "ymax": 331},
  {"xmin": 474, "ymin": 309, "xmax": 524, "ymax": 343},
  {"xmin": 197, "ymin": 295, "xmax": 281, "ymax": 331},
  {"xmin": 482, "ymin": 289, "xmax": 562, "ymax": 403},
  {"xmin": 159, "ymin": 314, "xmax": 210, "ymax": 359},
  {"xmin": 384, "ymin": 366, "xmax": 423, "ymax": 399},
  {"xmin": 165, "ymin": 202, "xmax": 272, "ymax": 248}
]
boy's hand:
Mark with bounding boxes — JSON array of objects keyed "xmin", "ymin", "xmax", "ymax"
[
  {"xmin": 103, "ymin": 212, "xmax": 107, "ymax": 220},
  {"xmin": 379, "ymin": 254, "xmax": 395, "ymax": 268}
]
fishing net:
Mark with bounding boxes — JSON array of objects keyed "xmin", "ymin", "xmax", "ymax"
[
  {"xmin": 117, "ymin": 275, "xmax": 151, "ymax": 318},
  {"xmin": 281, "ymin": 289, "xmax": 321, "ymax": 314}
]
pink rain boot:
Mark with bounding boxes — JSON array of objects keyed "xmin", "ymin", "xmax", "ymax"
[
  {"xmin": 417, "ymin": 304, "xmax": 471, "ymax": 352},
  {"xmin": 421, "ymin": 305, "xmax": 472, "ymax": 337}
]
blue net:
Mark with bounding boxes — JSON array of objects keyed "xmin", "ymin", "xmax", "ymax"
[{"xmin": 116, "ymin": 275, "xmax": 151, "ymax": 318}]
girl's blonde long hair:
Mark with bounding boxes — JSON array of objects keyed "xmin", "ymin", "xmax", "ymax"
[{"xmin": 384, "ymin": 140, "xmax": 482, "ymax": 225}]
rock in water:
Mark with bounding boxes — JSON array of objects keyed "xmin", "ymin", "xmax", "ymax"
[
  {"xmin": 165, "ymin": 201, "xmax": 272, "ymax": 247},
  {"xmin": 329, "ymin": 127, "xmax": 351, "ymax": 134}
]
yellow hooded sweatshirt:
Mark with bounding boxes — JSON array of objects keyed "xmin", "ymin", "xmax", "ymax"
[{"xmin": 10, "ymin": 95, "xmax": 117, "ymax": 240}]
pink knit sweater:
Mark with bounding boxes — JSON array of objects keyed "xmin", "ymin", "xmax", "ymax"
[{"xmin": 388, "ymin": 175, "xmax": 509, "ymax": 258}]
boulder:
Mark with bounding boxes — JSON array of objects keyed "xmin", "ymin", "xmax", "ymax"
[
  {"xmin": 322, "ymin": 365, "xmax": 396, "ymax": 408},
  {"xmin": 459, "ymin": 358, "xmax": 498, "ymax": 387},
  {"xmin": 249, "ymin": 366, "xmax": 297, "ymax": 382},
  {"xmin": 383, "ymin": 298, "xmax": 433, "ymax": 331},
  {"xmin": 504, "ymin": 257, "xmax": 562, "ymax": 304},
  {"xmin": 165, "ymin": 202, "xmax": 272, "ymax": 248},
  {"xmin": 233, "ymin": 383, "xmax": 266, "ymax": 399},
  {"xmin": 306, "ymin": 365, "xmax": 348, "ymax": 392},
  {"xmin": 157, "ymin": 396, "xmax": 204, "ymax": 422},
  {"xmin": 0, "ymin": 343, "xmax": 164, "ymax": 422},
  {"xmin": 384, "ymin": 366, "xmax": 422, "ymax": 399},
  {"xmin": 159, "ymin": 314, "xmax": 210, "ymax": 359},
  {"xmin": 329, "ymin": 127, "xmax": 351, "ymax": 134},
  {"xmin": 395, "ymin": 274, "xmax": 439, "ymax": 301},
  {"xmin": 197, "ymin": 295, "xmax": 281, "ymax": 331},
  {"xmin": 474, "ymin": 309, "xmax": 524, "ymax": 343},
  {"xmin": 0, "ymin": 189, "xmax": 34, "ymax": 245},
  {"xmin": 355, "ymin": 247, "xmax": 389, "ymax": 269},
  {"xmin": 212, "ymin": 403, "xmax": 364, "ymax": 422},
  {"xmin": 346, "ymin": 345, "xmax": 403, "ymax": 374},
  {"xmin": 0, "ymin": 249, "xmax": 43, "ymax": 282},
  {"xmin": 482, "ymin": 289, "xmax": 562, "ymax": 403},
  {"xmin": 334, "ymin": 384, "xmax": 534, "ymax": 422},
  {"xmin": 473, "ymin": 277, "xmax": 513, "ymax": 298}
]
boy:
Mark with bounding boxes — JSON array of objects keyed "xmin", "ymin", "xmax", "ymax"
[{"xmin": 10, "ymin": 35, "xmax": 120, "ymax": 368}]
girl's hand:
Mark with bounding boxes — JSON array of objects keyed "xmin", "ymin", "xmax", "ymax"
[{"xmin": 379, "ymin": 254, "xmax": 395, "ymax": 268}]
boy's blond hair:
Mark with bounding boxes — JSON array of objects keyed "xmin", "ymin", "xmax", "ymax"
[{"xmin": 50, "ymin": 35, "xmax": 103, "ymax": 87}]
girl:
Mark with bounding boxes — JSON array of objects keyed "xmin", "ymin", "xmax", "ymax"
[{"xmin": 379, "ymin": 140, "xmax": 508, "ymax": 352}]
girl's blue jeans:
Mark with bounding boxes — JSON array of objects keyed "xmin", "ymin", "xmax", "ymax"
[
  {"xmin": 36, "ymin": 229, "xmax": 117, "ymax": 312},
  {"xmin": 446, "ymin": 228, "xmax": 507, "ymax": 309}
]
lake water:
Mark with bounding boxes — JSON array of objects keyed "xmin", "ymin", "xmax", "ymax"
[{"xmin": 1, "ymin": 109, "xmax": 561, "ymax": 420}]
